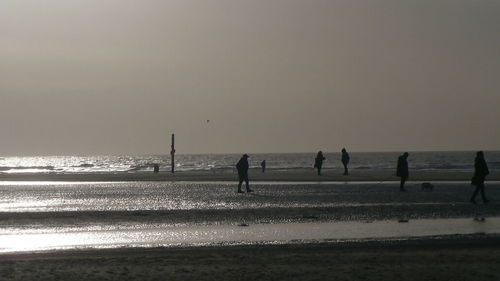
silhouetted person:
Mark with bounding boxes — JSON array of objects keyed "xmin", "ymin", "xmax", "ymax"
[
  {"xmin": 396, "ymin": 152, "xmax": 409, "ymax": 191},
  {"xmin": 236, "ymin": 154, "xmax": 253, "ymax": 193},
  {"xmin": 314, "ymin": 151, "xmax": 326, "ymax": 176},
  {"xmin": 341, "ymin": 148, "xmax": 350, "ymax": 176},
  {"xmin": 153, "ymin": 164, "xmax": 159, "ymax": 173},
  {"xmin": 261, "ymin": 160, "xmax": 266, "ymax": 173},
  {"xmin": 470, "ymin": 151, "xmax": 490, "ymax": 204}
]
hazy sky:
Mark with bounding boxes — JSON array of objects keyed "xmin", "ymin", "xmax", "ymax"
[{"xmin": 1, "ymin": 0, "xmax": 499, "ymax": 156}]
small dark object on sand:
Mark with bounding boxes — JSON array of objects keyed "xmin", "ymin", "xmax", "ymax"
[
  {"xmin": 421, "ymin": 182, "xmax": 434, "ymax": 191},
  {"xmin": 238, "ymin": 223, "xmax": 249, "ymax": 227},
  {"xmin": 398, "ymin": 219, "xmax": 409, "ymax": 223},
  {"xmin": 303, "ymin": 215, "xmax": 319, "ymax": 220},
  {"xmin": 473, "ymin": 217, "xmax": 486, "ymax": 222}
]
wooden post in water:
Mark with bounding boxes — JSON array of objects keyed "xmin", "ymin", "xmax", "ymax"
[{"xmin": 170, "ymin": 134, "xmax": 175, "ymax": 173}]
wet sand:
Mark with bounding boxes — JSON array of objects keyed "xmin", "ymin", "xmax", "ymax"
[
  {"xmin": 1, "ymin": 175, "xmax": 499, "ymax": 280},
  {"xmin": 1, "ymin": 236, "xmax": 500, "ymax": 281},
  {"xmin": 1, "ymin": 181, "xmax": 499, "ymax": 228},
  {"xmin": 1, "ymin": 169, "xmax": 499, "ymax": 182},
  {"xmin": 3, "ymin": 203, "xmax": 500, "ymax": 231}
]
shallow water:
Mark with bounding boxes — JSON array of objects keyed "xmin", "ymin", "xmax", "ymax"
[{"xmin": 1, "ymin": 218, "xmax": 499, "ymax": 253}]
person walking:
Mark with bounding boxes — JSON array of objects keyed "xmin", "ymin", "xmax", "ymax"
[
  {"xmin": 396, "ymin": 152, "xmax": 409, "ymax": 191},
  {"xmin": 260, "ymin": 160, "xmax": 266, "ymax": 173},
  {"xmin": 236, "ymin": 154, "xmax": 253, "ymax": 193},
  {"xmin": 470, "ymin": 151, "xmax": 490, "ymax": 204},
  {"xmin": 341, "ymin": 148, "xmax": 350, "ymax": 176},
  {"xmin": 314, "ymin": 151, "xmax": 326, "ymax": 176}
]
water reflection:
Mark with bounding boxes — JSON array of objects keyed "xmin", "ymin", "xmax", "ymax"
[{"xmin": 1, "ymin": 218, "xmax": 498, "ymax": 253}]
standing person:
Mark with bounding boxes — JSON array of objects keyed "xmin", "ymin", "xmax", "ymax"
[
  {"xmin": 470, "ymin": 151, "xmax": 490, "ymax": 204},
  {"xmin": 314, "ymin": 151, "xmax": 326, "ymax": 176},
  {"xmin": 341, "ymin": 148, "xmax": 350, "ymax": 176},
  {"xmin": 236, "ymin": 154, "xmax": 253, "ymax": 193},
  {"xmin": 261, "ymin": 160, "xmax": 266, "ymax": 173},
  {"xmin": 396, "ymin": 152, "xmax": 409, "ymax": 191}
]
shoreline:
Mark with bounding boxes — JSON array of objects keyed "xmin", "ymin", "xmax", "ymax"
[{"xmin": 1, "ymin": 169, "xmax": 499, "ymax": 182}]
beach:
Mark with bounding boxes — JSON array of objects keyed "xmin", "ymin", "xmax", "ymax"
[{"xmin": 1, "ymin": 169, "xmax": 499, "ymax": 280}]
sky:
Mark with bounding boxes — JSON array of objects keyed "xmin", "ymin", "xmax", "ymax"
[{"xmin": 1, "ymin": 0, "xmax": 499, "ymax": 156}]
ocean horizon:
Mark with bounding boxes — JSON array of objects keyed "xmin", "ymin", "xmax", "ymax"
[{"xmin": 1, "ymin": 151, "xmax": 499, "ymax": 174}]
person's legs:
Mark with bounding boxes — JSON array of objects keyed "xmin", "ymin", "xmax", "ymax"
[
  {"xmin": 343, "ymin": 163, "xmax": 348, "ymax": 175},
  {"xmin": 400, "ymin": 177, "xmax": 407, "ymax": 191},
  {"xmin": 238, "ymin": 175, "xmax": 244, "ymax": 193},
  {"xmin": 470, "ymin": 185, "xmax": 480, "ymax": 203},
  {"xmin": 317, "ymin": 167, "xmax": 321, "ymax": 176},
  {"xmin": 244, "ymin": 175, "xmax": 252, "ymax": 192},
  {"xmin": 479, "ymin": 184, "xmax": 489, "ymax": 202}
]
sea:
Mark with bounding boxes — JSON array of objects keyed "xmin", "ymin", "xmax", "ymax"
[{"xmin": 1, "ymin": 151, "xmax": 499, "ymax": 174}]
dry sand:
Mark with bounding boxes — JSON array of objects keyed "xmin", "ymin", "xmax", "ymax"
[{"xmin": 1, "ymin": 237, "xmax": 500, "ymax": 281}]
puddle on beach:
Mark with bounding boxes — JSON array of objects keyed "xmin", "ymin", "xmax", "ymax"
[{"xmin": 0, "ymin": 218, "xmax": 499, "ymax": 254}]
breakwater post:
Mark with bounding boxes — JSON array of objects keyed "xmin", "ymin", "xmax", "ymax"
[{"xmin": 171, "ymin": 134, "xmax": 175, "ymax": 173}]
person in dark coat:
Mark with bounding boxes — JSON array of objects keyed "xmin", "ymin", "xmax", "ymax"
[
  {"xmin": 470, "ymin": 151, "xmax": 490, "ymax": 204},
  {"xmin": 341, "ymin": 148, "xmax": 350, "ymax": 176},
  {"xmin": 236, "ymin": 154, "xmax": 253, "ymax": 193},
  {"xmin": 396, "ymin": 152, "xmax": 409, "ymax": 191},
  {"xmin": 260, "ymin": 160, "xmax": 266, "ymax": 173},
  {"xmin": 314, "ymin": 151, "xmax": 326, "ymax": 176}
]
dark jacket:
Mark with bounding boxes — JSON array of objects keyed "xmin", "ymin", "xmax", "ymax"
[
  {"xmin": 396, "ymin": 155, "xmax": 409, "ymax": 178},
  {"xmin": 471, "ymin": 157, "xmax": 489, "ymax": 185},
  {"xmin": 236, "ymin": 158, "xmax": 249, "ymax": 175},
  {"xmin": 341, "ymin": 151, "xmax": 350, "ymax": 164},
  {"xmin": 314, "ymin": 153, "xmax": 325, "ymax": 168}
]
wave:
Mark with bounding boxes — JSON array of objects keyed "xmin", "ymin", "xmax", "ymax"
[
  {"xmin": 0, "ymin": 165, "xmax": 56, "ymax": 171},
  {"xmin": 1, "ymin": 151, "xmax": 498, "ymax": 174},
  {"xmin": 72, "ymin": 163, "xmax": 95, "ymax": 168},
  {"xmin": 127, "ymin": 164, "xmax": 158, "ymax": 172}
]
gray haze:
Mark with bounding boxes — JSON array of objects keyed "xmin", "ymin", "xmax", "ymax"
[{"xmin": 1, "ymin": 0, "xmax": 499, "ymax": 156}]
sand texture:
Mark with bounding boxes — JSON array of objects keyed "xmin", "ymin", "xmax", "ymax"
[{"xmin": 1, "ymin": 237, "xmax": 499, "ymax": 281}]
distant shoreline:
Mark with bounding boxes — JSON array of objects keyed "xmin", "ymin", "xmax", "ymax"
[{"xmin": 1, "ymin": 169, "xmax": 499, "ymax": 182}]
